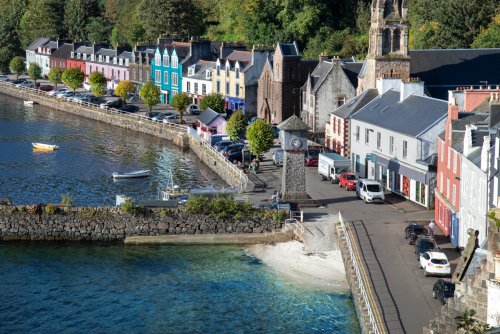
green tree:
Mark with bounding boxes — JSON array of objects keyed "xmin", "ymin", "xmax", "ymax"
[
  {"xmin": 455, "ymin": 309, "xmax": 490, "ymax": 334},
  {"xmin": 64, "ymin": 0, "xmax": 100, "ymax": 41},
  {"xmin": 0, "ymin": 1, "xmax": 27, "ymax": 71},
  {"xmin": 114, "ymin": 80, "xmax": 135, "ymax": 105},
  {"xmin": 171, "ymin": 92, "xmax": 190, "ymax": 124},
  {"xmin": 139, "ymin": 82, "xmax": 160, "ymax": 113},
  {"xmin": 9, "ymin": 56, "xmax": 24, "ymax": 79},
  {"xmin": 18, "ymin": 0, "xmax": 62, "ymax": 49},
  {"xmin": 139, "ymin": 0, "xmax": 205, "ymax": 42},
  {"xmin": 0, "ymin": 47, "xmax": 14, "ymax": 74},
  {"xmin": 110, "ymin": 26, "xmax": 126, "ymax": 49},
  {"xmin": 226, "ymin": 110, "xmax": 247, "ymax": 141},
  {"xmin": 472, "ymin": 14, "xmax": 500, "ymax": 48},
  {"xmin": 48, "ymin": 66, "xmax": 63, "ymax": 88},
  {"xmin": 88, "ymin": 71, "xmax": 107, "ymax": 97},
  {"xmin": 61, "ymin": 67, "xmax": 84, "ymax": 92},
  {"xmin": 27, "ymin": 63, "xmax": 42, "ymax": 86},
  {"xmin": 246, "ymin": 119, "xmax": 274, "ymax": 158},
  {"xmin": 86, "ymin": 16, "xmax": 112, "ymax": 43},
  {"xmin": 200, "ymin": 93, "xmax": 225, "ymax": 113}
]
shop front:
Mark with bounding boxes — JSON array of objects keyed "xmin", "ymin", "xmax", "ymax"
[{"xmin": 226, "ymin": 97, "xmax": 245, "ymax": 114}]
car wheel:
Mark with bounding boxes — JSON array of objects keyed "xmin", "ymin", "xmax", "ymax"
[
  {"xmin": 424, "ymin": 269, "xmax": 429, "ymax": 277},
  {"xmin": 345, "ymin": 186, "xmax": 349, "ymax": 191},
  {"xmin": 330, "ymin": 178, "xmax": 335, "ymax": 184},
  {"xmin": 364, "ymin": 197, "xmax": 368, "ymax": 204},
  {"xmin": 321, "ymin": 175, "xmax": 325, "ymax": 181},
  {"xmin": 419, "ymin": 262, "xmax": 422, "ymax": 269},
  {"xmin": 432, "ymin": 291, "xmax": 436, "ymax": 299},
  {"xmin": 441, "ymin": 298, "xmax": 446, "ymax": 305},
  {"xmin": 339, "ymin": 182, "xmax": 342, "ymax": 187}
]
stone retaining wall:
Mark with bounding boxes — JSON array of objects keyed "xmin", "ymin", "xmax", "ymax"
[{"xmin": 0, "ymin": 206, "xmax": 284, "ymax": 242}]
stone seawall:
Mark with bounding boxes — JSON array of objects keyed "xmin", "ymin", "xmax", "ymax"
[{"xmin": 0, "ymin": 206, "xmax": 286, "ymax": 242}]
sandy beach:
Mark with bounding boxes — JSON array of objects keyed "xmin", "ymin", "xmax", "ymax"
[{"xmin": 247, "ymin": 240, "xmax": 349, "ymax": 292}]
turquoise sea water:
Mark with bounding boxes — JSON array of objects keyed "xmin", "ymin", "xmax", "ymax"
[{"xmin": 0, "ymin": 243, "xmax": 360, "ymax": 333}]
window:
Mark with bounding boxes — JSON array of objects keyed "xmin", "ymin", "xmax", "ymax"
[
  {"xmin": 440, "ymin": 171, "xmax": 443, "ymax": 192},
  {"xmin": 125, "ymin": 59, "xmax": 129, "ymax": 66},
  {"xmin": 83, "ymin": 54, "xmax": 87, "ymax": 60},
  {"xmin": 119, "ymin": 58, "xmax": 123, "ymax": 66},
  {"xmin": 111, "ymin": 69, "xmax": 114, "ymax": 79},
  {"xmin": 440, "ymin": 140, "xmax": 444, "ymax": 162},
  {"xmin": 113, "ymin": 57, "xmax": 117, "ymax": 64},
  {"xmin": 172, "ymin": 73, "xmax": 178, "ymax": 86},
  {"xmin": 194, "ymin": 83, "xmax": 198, "ymax": 94},
  {"xmin": 452, "ymin": 184, "xmax": 456, "ymax": 206},
  {"xmin": 99, "ymin": 55, "xmax": 103, "ymax": 62},
  {"xmin": 377, "ymin": 132, "xmax": 381, "ymax": 150},
  {"xmin": 188, "ymin": 68, "xmax": 194, "ymax": 76},
  {"xmin": 355, "ymin": 126, "xmax": 360, "ymax": 142},
  {"xmin": 226, "ymin": 82, "xmax": 230, "ymax": 94},
  {"xmin": 338, "ymin": 96, "xmax": 346, "ymax": 107},
  {"xmin": 163, "ymin": 55, "xmax": 169, "ymax": 67},
  {"xmin": 155, "ymin": 70, "xmax": 161, "ymax": 83},
  {"xmin": 155, "ymin": 54, "xmax": 161, "ymax": 66},
  {"xmin": 389, "ymin": 136, "xmax": 394, "ymax": 154},
  {"xmin": 117, "ymin": 70, "xmax": 120, "ymax": 80},
  {"xmin": 206, "ymin": 71, "xmax": 212, "ymax": 79},
  {"xmin": 235, "ymin": 68, "xmax": 239, "ymax": 79},
  {"xmin": 453, "ymin": 151, "xmax": 457, "ymax": 173},
  {"xmin": 447, "ymin": 179, "xmax": 450, "ymax": 198},
  {"xmin": 106, "ymin": 56, "xmax": 109, "ymax": 63},
  {"xmin": 403, "ymin": 140, "xmax": 408, "ymax": 159},
  {"xmin": 365, "ymin": 129, "xmax": 370, "ymax": 144},
  {"xmin": 164, "ymin": 71, "xmax": 168, "ymax": 84},
  {"xmin": 447, "ymin": 147, "xmax": 451, "ymax": 169},
  {"xmin": 71, "ymin": 52, "xmax": 74, "ymax": 58},
  {"xmin": 187, "ymin": 81, "xmax": 191, "ymax": 92},
  {"xmin": 171, "ymin": 56, "xmax": 178, "ymax": 68},
  {"xmin": 216, "ymin": 65, "xmax": 220, "ymax": 76},
  {"xmin": 202, "ymin": 84, "xmax": 206, "ymax": 95},
  {"xmin": 89, "ymin": 65, "xmax": 92, "ymax": 73},
  {"xmin": 235, "ymin": 84, "xmax": 240, "ymax": 97},
  {"xmin": 216, "ymin": 81, "xmax": 220, "ymax": 93}
]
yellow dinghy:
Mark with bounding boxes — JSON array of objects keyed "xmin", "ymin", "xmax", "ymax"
[{"xmin": 32, "ymin": 142, "xmax": 59, "ymax": 151}]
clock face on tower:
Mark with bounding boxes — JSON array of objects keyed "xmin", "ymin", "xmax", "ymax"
[{"xmin": 290, "ymin": 138, "xmax": 303, "ymax": 149}]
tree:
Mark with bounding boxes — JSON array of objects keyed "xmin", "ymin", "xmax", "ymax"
[
  {"xmin": 455, "ymin": 309, "xmax": 490, "ymax": 334},
  {"xmin": 64, "ymin": 0, "xmax": 100, "ymax": 41},
  {"xmin": 48, "ymin": 67, "xmax": 63, "ymax": 88},
  {"xmin": 472, "ymin": 14, "xmax": 500, "ymax": 48},
  {"xmin": 246, "ymin": 119, "xmax": 275, "ymax": 160},
  {"xmin": 139, "ymin": 82, "xmax": 160, "ymax": 113},
  {"xmin": 86, "ymin": 16, "xmax": 113, "ymax": 43},
  {"xmin": 226, "ymin": 110, "xmax": 247, "ymax": 141},
  {"xmin": 0, "ymin": 47, "xmax": 14, "ymax": 74},
  {"xmin": 27, "ymin": 63, "xmax": 42, "ymax": 86},
  {"xmin": 9, "ymin": 56, "xmax": 24, "ymax": 79},
  {"xmin": 171, "ymin": 92, "xmax": 190, "ymax": 124},
  {"xmin": 18, "ymin": 0, "xmax": 62, "ymax": 49},
  {"xmin": 0, "ymin": 1, "xmax": 27, "ymax": 72},
  {"xmin": 88, "ymin": 71, "xmax": 107, "ymax": 97},
  {"xmin": 200, "ymin": 93, "xmax": 225, "ymax": 113},
  {"xmin": 61, "ymin": 67, "xmax": 84, "ymax": 92},
  {"xmin": 114, "ymin": 80, "xmax": 135, "ymax": 105}
]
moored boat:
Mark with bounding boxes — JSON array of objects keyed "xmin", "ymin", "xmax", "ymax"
[
  {"xmin": 112, "ymin": 169, "xmax": 150, "ymax": 179},
  {"xmin": 32, "ymin": 142, "xmax": 59, "ymax": 151},
  {"xmin": 24, "ymin": 101, "xmax": 36, "ymax": 106}
]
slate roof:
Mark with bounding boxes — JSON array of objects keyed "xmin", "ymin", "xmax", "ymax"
[
  {"xmin": 50, "ymin": 43, "xmax": 73, "ymax": 59},
  {"xmin": 75, "ymin": 45, "xmax": 93, "ymax": 55},
  {"xmin": 172, "ymin": 42, "xmax": 190, "ymax": 58},
  {"xmin": 198, "ymin": 108, "xmax": 224, "ymax": 126},
  {"xmin": 342, "ymin": 62, "xmax": 363, "ymax": 88},
  {"xmin": 27, "ymin": 37, "xmax": 50, "ymax": 51},
  {"xmin": 332, "ymin": 89, "xmax": 379, "ymax": 119},
  {"xmin": 188, "ymin": 60, "xmax": 215, "ymax": 80},
  {"xmin": 278, "ymin": 42, "xmax": 299, "ymax": 56},
  {"xmin": 43, "ymin": 40, "xmax": 59, "ymax": 50},
  {"xmin": 277, "ymin": 115, "xmax": 309, "ymax": 131},
  {"xmin": 225, "ymin": 50, "xmax": 252, "ymax": 63},
  {"xmin": 445, "ymin": 113, "xmax": 489, "ymax": 152},
  {"xmin": 409, "ymin": 49, "xmax": 500, "ymax": 100},
  {"xmin": 96, "ymin": 47, "xmax": 116, "ymax": 57},
  {"xmin": 352, "ymin": 90, "xmax": 448, "ymax": 137}
]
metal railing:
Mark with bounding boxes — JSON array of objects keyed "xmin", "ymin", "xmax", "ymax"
[
  {"xmin": 290, "ymin": 210, "xmax": 303, "ymax": 223},
  {"xmin": 338, "ymin": 211, "xmax": 382, "ymax": 334},
  {"xmin": 285, "ymin": 218, "xmax": 304, "ymax": 235}
]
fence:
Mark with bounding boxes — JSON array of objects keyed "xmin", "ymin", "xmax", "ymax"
[{"xmin": 338, "ymin": 211, "xmax": 383, "ymax": 334}]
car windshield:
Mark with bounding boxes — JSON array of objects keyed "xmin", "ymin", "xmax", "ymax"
[
  {"xmin": 367, "ymin": 184, "xmax": 381, "ymax": 192},
  {"xmin": 443, "ymin": 284, "xmax": 455, "ymax": 293},
  {"xmin": 431, "ymin": 259, "xmax": 447, "ymax": 265},
  {"xmin": 346, "ymin": 175, "xmax": 357, "ymax": 180}
]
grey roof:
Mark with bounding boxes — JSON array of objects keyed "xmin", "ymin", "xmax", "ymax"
[
  {"xmin": 277, "ymin": 115, "xmax": 309, "ymax": 131},
  {"xmin": 352, "ymin": 90, "xmax": 448, "ymax": 137},
  {"xmin": 118, "ymin": 51, "xmax": 133, "ymax": 60},
  {"xmin": 75, "ymin": 45, "xmax": 93, "ymax": 54},
  {"xmin": 278, "ymin": 42, "xmax": 299, "ymax": 56},
  {"xmin": 27, "ymin": 37, "xmax": 50, "ymax": 51},
  {"xmin": 332, "ymin": 89, "xmax": 379, "ymax": 119},
  {"xmin": 225, "ymin": 50, "xmax": 252, "ymax": 63},
  {"xmin": 42, "ymin": 40, "xmax": 59, "ymax": 50},
  {"xmin": 197, "ymin": 108, "xmax": 225, "ymax": 125},
  {"xmin": 50, "ymin": 43, "xmax": 73, "ymax": 59},
  {"xmin": 342, "ymin": 62, "xmax": 363, "ymax": 88},
  {"xmin": 448, "ymin": 113, "xmax": 489, "ymax": 152},
  {"xmin": 188, "ymin": 60, "xmax": 215, "ymax": 80},
  {"xmin": 96, "ymin": 47, "xmax": 116, "ymax": 57}
]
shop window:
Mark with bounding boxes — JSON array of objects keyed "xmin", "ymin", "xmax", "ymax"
[{"xmin": 402, "ymin": 176, "xmax": 409, "ymax": 197}]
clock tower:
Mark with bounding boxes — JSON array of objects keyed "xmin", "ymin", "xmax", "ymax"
[{"xmin": 277, "ymin": 115, "xmax": 309, "ymax": 200}]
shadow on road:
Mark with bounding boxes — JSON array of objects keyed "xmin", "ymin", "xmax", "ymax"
[{"xmin": 319, "ymin": 196, "xmax": 359, "ymax": 205}]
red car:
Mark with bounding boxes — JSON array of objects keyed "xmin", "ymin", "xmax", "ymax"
[{"xmin": 339, "ymin": 172, "xmax": 359, "ymax": 190}]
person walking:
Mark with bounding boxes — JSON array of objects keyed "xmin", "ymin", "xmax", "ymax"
[{"xmin": 429, "ymin": 220, "xmax": 436, "ymax": 236}]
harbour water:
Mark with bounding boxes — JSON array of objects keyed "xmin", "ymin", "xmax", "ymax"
[{"xmin": 0, "ymin": 94, "xmax": 360, "ymax": 333}]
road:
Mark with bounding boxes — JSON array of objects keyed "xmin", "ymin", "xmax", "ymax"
[{"xmin": 252, "ymin": 150, "xmax": 457, "ymax": 334}]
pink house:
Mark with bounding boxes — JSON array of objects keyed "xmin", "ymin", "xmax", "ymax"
[
  {"xmin": 85, "ymin": 45, "xmax": 133, "ymax": 89},
  {"xmin": 197, "ymin": 108, "xmax": 227, "ymax": 141}
]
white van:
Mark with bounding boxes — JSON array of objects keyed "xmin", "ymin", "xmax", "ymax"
[{"xmin": 356, "ymin": 179, "xmax": 385, "ymax": 203}]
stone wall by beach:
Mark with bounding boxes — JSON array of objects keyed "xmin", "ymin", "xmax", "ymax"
[{"xmin": 0, "ymin": 206, "xmax": 285, "ymax": 241}]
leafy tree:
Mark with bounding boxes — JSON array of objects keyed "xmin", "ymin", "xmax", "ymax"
[
  {"xmin": 64, "ymin": 0, "xmax": 100, "ymax": 41},
  {"xmin": 86, "ymin": 16, "xmax": 113, "ymax": 43},
  {"xmin": 0, "ymin": 47, "xmax": 14, "ymax": 74},
  {"xmin": 114, "ymin": 80, "xmax": 135, "ymax": 105},
  {"xmin": 200, "ymin": 93, "xmax": 225, "ymax": 113},
  {"xmin": 0, "ymin": 1, "xmax": 27, "ymax": 71},
  {"xmin": 110, "ymin": 26, "xmax": 126, "ymax": 49},
  {"xmin": 48, "ymin": 66, "xmax": 63, "ymax": 88},
  {"xmin": 18, "ymin": 0, "xmax": 62, "ymax": 49},
  {"xmin": 455, "ymin": 309, "xmax": 490, "ymax": 334},
  {"xmin": 61, "ymin": 67, "xmax": 84, "ymax": 92},
  {"xmin": 170, "ymin": 92, "xmax": 190, "ymax": 124},
  {"xmin": 472, "ymin": 14, "xmax": 500, "ymax": 48},
  {"xmin": 27, "ymin": 63, "xmax": 42, "ymax": 86},
  {"xmin": 9, "ymin": 56, "xmax": 24, "ymax": 79},
  {"xmin": 246, "ymin": 119, "xmax": 274, "ymax": 158},
  {"xmin": 226, "ymin": 110, "xmax": 247, "ymax": 141},
  {"xmin": 139, "ymin": 0, "xmax": 205, "ymax": 42},
  {"xmin": 139, "ymin": 82, "xmax": 160, "ymax": 113},
  {"xmin": 88, "ymin": 71, "xmax": 107, "ymax": 97}
]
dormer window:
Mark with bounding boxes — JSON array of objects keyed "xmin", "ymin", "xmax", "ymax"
[
  {"xmin": 113, "ymin": 57, "xmax": 117, "ymax": 64},
  {"xmin": 99, "ymin": 55, "xmax": 103, "ymax": 62},
  {"xmin": 77, "ymin": 53, "xmax": 80, "ymax": 59},
  {"xmin": 188, "ymin": 67, "xmax": 194, "ymax": 76},
  {"xmin": 91, "ymin": 54, "xmax": 95, "ymax": 61},
  {"xmin": 106, "ymin": 56, "xmax": 110, "ymax": 63},
  {"xmin": 83, "ymin": 54, "xmax": 87, "ymax": 60},
  {"xmin": 71, "ymin": 52, "xmax": 74, "ymax": 58},
  {"xmin": 172, "ymin": 56, "xmax": 178, "ymax": 68},
  {"xmin": 155, "ymin": 54, "xmax": 161, "ymax": 66},
  {"xmin": 235, "ymin": 68, "xmax": 240, "ymax": 79},
  {"xmin": 125, "ymin": 59, "xmax": 129, "ymax": 66},
  {"xmin": 163, "ymin": 55, "xmax": 169, "ymax": 67},
  {"xmin": 119, "ymin": 58, "xmax": 123, "ymax": 66},
  {"xmin": 206, "ymin": 71, "xmax": 212, "ymax": 79}
]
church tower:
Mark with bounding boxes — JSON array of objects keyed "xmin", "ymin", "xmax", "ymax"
[{"xmin": 358, "ymin": 0, "xmax": 410, "ymax": 93}]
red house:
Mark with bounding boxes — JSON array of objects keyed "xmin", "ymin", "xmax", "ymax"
[
  {"xmin": 66, "ymin": 44, "xmax": 93, "ymax": 76},
  {"xmin": 50, "ymin": 43, "xmax": 73, "ymax": 70}
]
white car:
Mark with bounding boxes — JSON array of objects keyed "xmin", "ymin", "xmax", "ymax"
[
  {"xmin": 48, "ymin": 88, "xmax": 70, "ymax": 96},
  {"xmin": 356, "ymin": 179, "xmax": 384, "ymax": 203},
  {"xmin": 162, "ymin": 114, "xmax": 180, "ymax": 123},
  {"xmin": 419, "ymin": 251, "xmax": 451, "ymax": 277}
]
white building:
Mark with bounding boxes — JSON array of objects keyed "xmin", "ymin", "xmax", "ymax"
[
  {"xmin": 182, "ymin": 60, "xmax": 215, "ymax": 106},
  {"xmin": 25, "ymin": 38, "xmax": 60, "ymax": 76},
  {"xmin": 349, "ymin": 78, "xmax": 448, "ymax": 208}
]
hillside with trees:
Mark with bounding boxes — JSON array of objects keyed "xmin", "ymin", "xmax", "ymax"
[{"xmin": 0, "ymin": 0, "xmax": 498, "ymax": 73}]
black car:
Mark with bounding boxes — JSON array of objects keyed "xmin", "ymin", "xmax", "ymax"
[
  {"xmin": 118, "ymin": 105, "xmax": 140, "ymax": 113},
  {"xmin": 215, "ymin": 140, "xmax": 238, "ymax": 152},
  {"xmin": 414, "ymin": 235, "xmax": 438, "ymax": 259},
  {"xmin": 433, "ymin": 279, "xmax": 455, "ymax": 305},
  {"xmin": 404, "ymin": 223, "xmax": 428, "ymax": 245},
  {"xmin": 222, "ymin": 143, "xmax": 245, "ymax": 156}
]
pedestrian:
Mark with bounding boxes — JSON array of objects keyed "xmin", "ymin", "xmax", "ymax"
[
  {"xmin": 270, "ymin": 191, "xmax": 279, "ymax": 203},
  {"xmin": 429, "ymin": 220, "xmax": 436, "ymax": 236}
]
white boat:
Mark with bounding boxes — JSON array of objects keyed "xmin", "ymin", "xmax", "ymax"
[
  {"xmin": 161, "ymin": 185, "xmax": 189, "ymax": 201},
  {"xmin": 32, "ymin": 142, "xmax": 59, "ymax": 151},
  {"xmin": 24, "ymin": 101, "xmax": 35, "ymax": 106},
  {"xmin": 112, "ymin": 169, "xmax": 150, "ymax": 179}
]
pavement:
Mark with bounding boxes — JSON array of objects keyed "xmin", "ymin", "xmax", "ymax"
[{"xmin": 246, "ymin": 144, "xmax": 455, "ymax": 334}]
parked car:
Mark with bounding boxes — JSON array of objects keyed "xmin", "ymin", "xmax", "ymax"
[
  {"xmin": 404, "ymin": 223, "xmax": 428, "ymax": 245},
  {"xmin": 127, "ymin": 93, "xmax": 139, "ymax": 102},
  {"xmin": 11, "ymin": 79, "xmax": 27, "ymax": 85},
  {"xmin": 162, "ymin": 114, "xmax": 180, "ymax": 122},
  {"xmin": 38, "ymin": 84, "xmax": 53, "ymax": 92},
  {"xmin": 55, "ymin": 90, "xmax": 74, "ymax": 98},
  {"xmin": 0, "ymin": 75, "xmax": 8, "ymax": 82},
  {"xmin": 339, "ymin": 172, "xmax": 359, "ymax": 190},
  {"xmin": 433, "ymin": 279, "xmax": 455, "ymax": 305},
  {"xmin": 305, "ymin": 152, "xmax": 319, "ymax": 167},
  {"xmin": 356, "ymin": 179, "xmax": 384, "ymax": 203},
  {"xmin": 83, "ymin": 82, "xmax": 91, "ymax": 91},
  {"xmin": 273, "ymin": 148, "xmax": 284, "ymax": 166},
  {"xmin": 414, "ymin": 235, "xmax": 438, "ymax": 259},
  {"xmin": 215, "ymin": 140, "xmax": 237, "ymax": 152},
  {"xmin": 209, "ymin": 134, "xmax": 231, "ymax": 147},
  {"xmin": 186, "ymin": 104, "xmax": 201, "ymax": 115},
  {"xmin": 222, "ymin": 143, "xmax": 246, "ymax": 157},
  {"xmin": 17, "ymin": 81, "xmax": 36, "ymax": 89},
  {"xmin": 419, "ymin": 251, "xmax": 451, "ymax": 277},
  {"xmin": 61, "ymin": 91, "xmax": 77, "ymax": 100},
  {"xmin": 151, "ymin": 112, "xmax": 175, "ymax": 122},
  {"xmin": 118, "ymin": 105, "xmax": 140, "ymax": 113},
  {"xmin": 48, "ymin": 87, "xmax": 70, "ymax": 96},
  {"xmin": 146, "ymin": 111, "xmax": 163, "ymax": 119},
  {"xmin": 100, "ymin": 99, "xmax": 124, "ymax": 109}
]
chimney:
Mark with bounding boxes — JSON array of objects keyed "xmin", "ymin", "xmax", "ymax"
[
  {"xmin": 463, "ymin": 124, "xmax": 474, "ymax": 157},
  {"xmin": 376, "ymin": 77, "xmax": 401, "ymax": 95},
  {"xmin": 319, "ymin": 52, "xmax": 329, "ymax": 62},
  {"xmin": 400, "ymin": 79, "xmax": 424, "ymax": 101},
  {"xmin": 489, "ymin": 93, "xmax": 500, "ymax": 127},
  {"xmin": 481, "ymin": 136, "xmax": 490, "ymax": 172}
]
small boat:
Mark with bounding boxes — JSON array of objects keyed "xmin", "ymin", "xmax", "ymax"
[
  {"xmin": 160, "ymin": 185, "xmax": 189, "ymax": 201},
  {"xmin": 32, "ymin": 142, "xmax": 59, "ymax": 151},
  {"xmin": 112, "ymin": 169, "xmax": 150, "ymax": 179},
  {"xmin": 24, "ymin": 101, "xmax": 36, "ymax": 106}
]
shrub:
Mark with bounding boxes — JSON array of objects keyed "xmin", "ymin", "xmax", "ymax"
[
  {"xmin": 186, "ymin": 195, "xmax": 254, "ymax": 219},
  {"xmin": 61, "ymin": 193, "xmax": 73, "ymax": 206},
  {"xmin": 121, "ymin": 197, "xmax": 145, "ymax": 215},
  {"xmin": 44, "ymin": 205, "xmax": 57, "ymax": 215}
]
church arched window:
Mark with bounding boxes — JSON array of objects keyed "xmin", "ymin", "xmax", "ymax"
[
  {"xmin": 393, "ymin": 28, "xmax": 401, "ymax": 52},
  {"xmin": 382, "ymin": 28, "xmax": 391, "ymax": 54}
]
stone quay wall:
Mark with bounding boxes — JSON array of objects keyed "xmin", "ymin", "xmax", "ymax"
[
  {"xmin": 0, "ymin": 83, "xmax": 249, "ymax": 190},
  {"xmin": 0, "ymin": 206, "xmax": 285, "ymax": 242}
]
